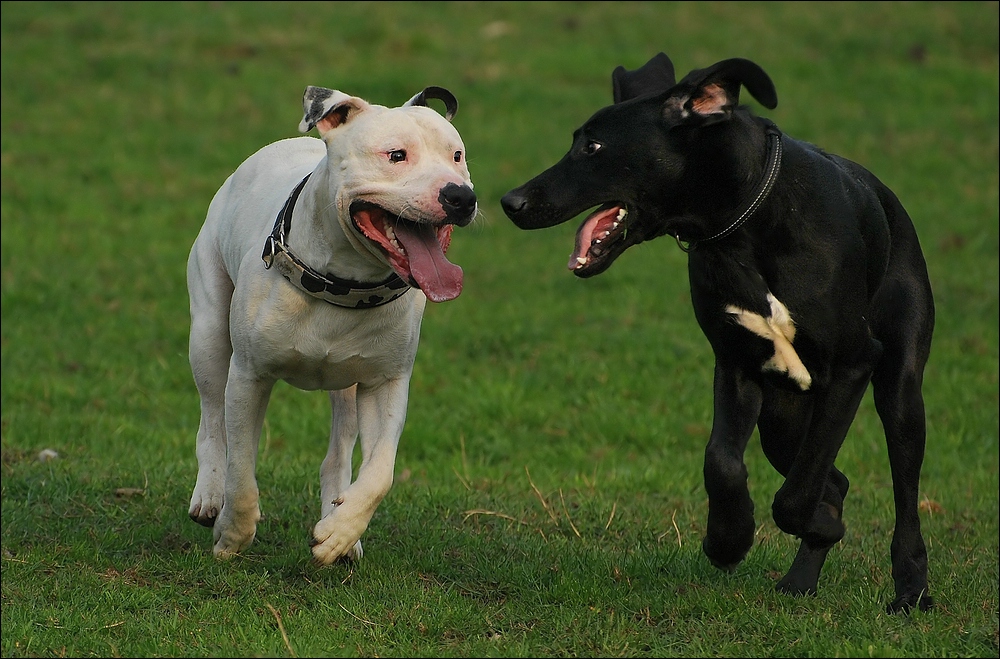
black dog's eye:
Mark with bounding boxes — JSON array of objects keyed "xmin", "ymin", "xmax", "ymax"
[
  {"xmin": 584, "ymin": 141, "xmax": 602, "ymax": 156},
  {"xmin": 388, "ymin": 149, "xmax": 407, "ymax": 163},
  {"xmin": 454, "ymin": 150, "xmax": 462, "ymax": 163}
]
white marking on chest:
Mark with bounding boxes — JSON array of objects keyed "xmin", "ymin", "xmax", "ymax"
[{"xmin": 725, "ymin": 293, "xmax": 812, "ymax": 390}]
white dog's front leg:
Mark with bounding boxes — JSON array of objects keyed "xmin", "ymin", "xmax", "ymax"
[
  {"xmin": 212, "ymin": 365, "xmax": 273, "ymax": 559},
  {"xmin": 311, "ymin": 378, "xmax": 408, "ymax": 565},
  {"xmin": 319, "ymin": 386, "xmax": 362, "ymax": 560},
  {"xmin": 188, "ymin": 359, "xmax": 229, "ymax": 527},
  {"xmin": 188, "ymin": 406, "xmax": 227, "ymax": 526},
  {"xmin": 187, "ymin": 276, "xmax": 234, "ymax": 527}
]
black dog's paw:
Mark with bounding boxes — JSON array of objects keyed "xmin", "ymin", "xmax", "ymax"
[
  {"xmin": 886, "ymin": 591, "xmax": 934, "ymax": 615},
  {"xmin": 702, "ymin": 508, "xmax": 755, "ymax": 571},
  {"xmin": 702, "ymin": 535, "xmax": 749, "ymax": 572},
  {"xmin": 773, "ymin": 540, "xmax": 830, "ymax": 598},
  {"xmin": 706, "ymin": 556, "xmax": 740, "ymax": 573},
  {"xmin": 775, "ymin": 574, "xmax": 818, "ymax": 597}
]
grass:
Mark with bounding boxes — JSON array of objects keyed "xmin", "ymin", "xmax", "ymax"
[{"xmin": 2, "ymin": 1, "xmax": 998, "ymax": 657}]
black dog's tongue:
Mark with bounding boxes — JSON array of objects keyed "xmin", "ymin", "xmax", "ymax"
[{"xmin": 392, "ymin": 222, "xmax": 463, "ymax": 302}]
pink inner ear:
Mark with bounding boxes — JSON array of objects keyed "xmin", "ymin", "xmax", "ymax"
[
  {"xmin": 317, "ymin": 106, "xmax": 350, "ymax": 134},
  {"xmin": 691, "ymin": 83, "xmax": 729, "ymax": 115}
]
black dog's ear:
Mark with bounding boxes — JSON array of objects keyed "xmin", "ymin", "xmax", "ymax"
[
  {"xmin": 664, "ymin": 58, "xmax": 777, "ymax": 125},
  {"xmin": 612, "ymin": 52, "xmax": 677, "ymax": 103}
]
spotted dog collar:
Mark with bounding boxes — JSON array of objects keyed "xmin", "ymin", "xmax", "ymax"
[{"xmin": 261, "ymin": 174, "xmax": 411, "ymax": 309}]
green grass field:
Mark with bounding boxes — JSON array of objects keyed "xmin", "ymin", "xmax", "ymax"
[{"xmin": 2, "ymin": 2, "xmax": 997, "ymax": 657}]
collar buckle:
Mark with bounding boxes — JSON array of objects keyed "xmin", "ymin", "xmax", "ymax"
[{"xmin": 261, "ymin": 235, "xmax": 277, "ymax": 269}]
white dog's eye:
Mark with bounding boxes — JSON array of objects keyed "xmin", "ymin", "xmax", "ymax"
[
  {"xmin": 584, "ymin": 141, "xmax": 602, "ymax": 155},
  {"xmin": 453, "ymin": 150, "xmax": 462, "ymax": 163},
  {"xmin": 388, "ymin": 149, "xmax": 407, "ymax": 163}
]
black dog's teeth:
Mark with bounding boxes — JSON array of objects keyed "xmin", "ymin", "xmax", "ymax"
[{"xmin": 589, "ymin": 209, "xmax": 628, "ymax": 258}]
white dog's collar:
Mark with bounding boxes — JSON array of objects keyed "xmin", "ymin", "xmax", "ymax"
[{"xmin": 261, "ymin": 175, "xmax": 411, "ymax": 309}]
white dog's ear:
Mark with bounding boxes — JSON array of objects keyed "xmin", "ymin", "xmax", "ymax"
[
  {"xmin": 404, "ymin": 86, "xmax": 458, "ymax": 122},
  {"xmin": 299, "ymin": 86, "xmax": 369, "ymax": 136}
]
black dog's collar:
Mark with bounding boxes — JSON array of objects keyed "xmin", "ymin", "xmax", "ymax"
[
  {"xmin": 675, "ymin": 122, "xmax": 783, "ymax": 252},
  {"xmin": 261, "ymin": 174, "xmax": 410, "ymax": 309}
]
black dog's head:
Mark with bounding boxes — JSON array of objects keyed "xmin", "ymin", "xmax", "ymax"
[{"xmin": 501, "ymin": 53, "xmax": 777, "ymax": 277}]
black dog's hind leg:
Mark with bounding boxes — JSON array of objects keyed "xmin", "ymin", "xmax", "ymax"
[
  {"xmin": 702, "ymin": 364, "xmax": 763, "ymax": 570},
  {"xmin": 870, "ymin": 184, "xmax": 935, "ymax": 614},
  {"xmin": 872, "ymin": 364, "xmax": 933, "ymax": 613},
  {"xmin": 758, "ymin": 389, "xmax": 851, "ymax": 597},
  {"xmin": 871, "ymin": 292, "xmax": 935, "ymax": 612}
]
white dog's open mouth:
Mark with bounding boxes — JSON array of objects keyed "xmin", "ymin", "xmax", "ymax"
[{"xmin": 350, "ymin": 201, "xmax": 463, "ymax": 302}]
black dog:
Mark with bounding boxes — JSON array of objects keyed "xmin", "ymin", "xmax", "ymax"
[{"xmin": 501, "ymin": 53, "xmax": 934, "ymax": 613}]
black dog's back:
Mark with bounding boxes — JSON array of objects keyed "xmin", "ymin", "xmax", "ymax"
[
  {"xmin": 501, "ymin": 52, "xmax": 934, "ymax": 613},
  {"xmin": 782, "ymin": 141, "xmax": 935, "ymax": 363}
]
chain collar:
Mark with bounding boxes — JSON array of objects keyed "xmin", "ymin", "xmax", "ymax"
[{"xmin": 675, "ymin": 122, "xmax": 783, "ymax": 252}]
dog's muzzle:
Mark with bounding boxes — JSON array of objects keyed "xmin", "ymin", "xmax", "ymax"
[
  {"xmin": 499, "ymin": 189, "xmax": 570, "ymax": 230},
  {"xmin": 440, "ymin": 182, "xmax": 477, "ymax": 227}
]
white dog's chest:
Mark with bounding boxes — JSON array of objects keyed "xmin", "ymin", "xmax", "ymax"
[
  {"xmin": 278, "ymin": 350, "xmax": 401, "ymax": 391},
  {"xmin": 279, "ymin": 316, "xmax": 420, "ymax": 390},
  {"xmin": 233, "ymin": 285, "xmax": 425, "ymax": 391}
]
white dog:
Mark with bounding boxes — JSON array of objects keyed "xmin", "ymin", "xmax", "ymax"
[{"xmin": 186, "ymin": 85, "xmax": 476, "ymax": 564}]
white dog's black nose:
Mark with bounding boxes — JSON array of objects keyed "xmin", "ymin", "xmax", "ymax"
[{"xmin": 440, "ymin": 183, "xmax": 477, "ymax": 226}]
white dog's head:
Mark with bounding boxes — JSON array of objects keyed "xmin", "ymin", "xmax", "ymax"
[{"xmin": 299, "ymin": 86, "xmax": 476, "ymax": 303}]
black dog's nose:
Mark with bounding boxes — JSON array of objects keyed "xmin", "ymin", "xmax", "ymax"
[
  {"xmin": 439, "ymin": 183, "xmax": 477, "ymax": 226},
  {"xmin": 500, "ymin": 190, "xmax": 527, "ymax": 218}
]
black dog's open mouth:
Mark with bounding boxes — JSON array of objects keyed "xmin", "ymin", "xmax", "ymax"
[
  {"xmin": 568, "ymin": 203, "xmax": 634, "ymax": 277},
  {"xmin": 350, "ymin": 200, "xmax": 463, "ymax": 302}
]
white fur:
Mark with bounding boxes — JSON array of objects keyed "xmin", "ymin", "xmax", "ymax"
[
  {"xmin": 186, "ymin": 90, "xmax": 473, "ymax": 564},
  {"xmin": 725, "ymin": 293, "xmax": 812, "ymax": 390}
]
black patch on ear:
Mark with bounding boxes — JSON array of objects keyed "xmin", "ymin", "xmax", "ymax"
[
  {"xmin": 612, "ymin": 52, "xmax": 677, "ymax": 103},
  {"xmin": 302, "ymin": 86, "xmax": 336, "ymax": 132}
]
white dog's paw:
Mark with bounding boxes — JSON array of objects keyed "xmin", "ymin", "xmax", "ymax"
[
  {"xmin": 188, "ymin": 492, "xmax": 224, "ymax": 527},
  {"xmin": 211, "ymin": 504, "xmax": 260, "ymax": 559},
  {"xmin": 311, "ymin": 534, "xmax": 364, "ymax": 565},
  {"xmin": 312, "ymin": 538, "xmax": 364, "ymax": 565},
  {"xmin": 310, "ymin": 504, "xmax": 371, "ymax": 565},
  {"xmin": 188, "ymin": 479, "xmax": 226, "ymax": 527}
]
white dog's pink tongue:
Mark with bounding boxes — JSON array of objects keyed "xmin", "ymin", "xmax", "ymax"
[{"xmin": 393, "ymin": 222, "xmax": 463, "ymax": 302}]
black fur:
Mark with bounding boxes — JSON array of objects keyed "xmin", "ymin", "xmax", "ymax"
[{"xmin": 501, "ymin": 53, "xmax": 934, "ymax": 613}]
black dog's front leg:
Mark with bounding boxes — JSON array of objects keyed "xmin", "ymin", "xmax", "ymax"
[
  {"xmin": 702, "ymin": 363, "xmax": 763, "ymax": 570},
  {"xmin": 774, "ymin": 475, "xmax": 849, "ymax": 597},
  {"xmin": 771, "ymin": 355, "xmax": 876, "ymax": 549},
  {"xmin": 758, "ymin": 389, "xmax": 850, "ymax": 596}
]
